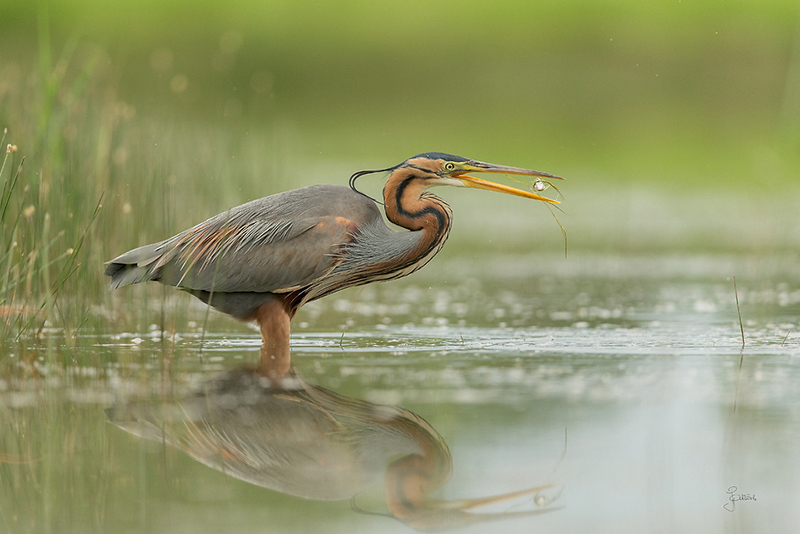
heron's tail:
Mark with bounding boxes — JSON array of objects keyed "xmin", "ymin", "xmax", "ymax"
[{"xmin": 104, "ymin": 243, "xmax": 165, "ymax": 289}]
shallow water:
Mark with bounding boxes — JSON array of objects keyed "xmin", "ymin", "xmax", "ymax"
[{"xmin": 2, "ymin": 251, "xmax": 799, "ymax": 533}]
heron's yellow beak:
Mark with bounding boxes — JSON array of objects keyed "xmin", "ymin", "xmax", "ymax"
[{"xmin": 452, "ymin": 161, "xmax": 564, "ymax": 204}]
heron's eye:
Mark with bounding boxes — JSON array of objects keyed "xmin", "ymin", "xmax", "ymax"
[{"xmin": 443, "ymin": 162, "xmax": 457, "ymax": 172}]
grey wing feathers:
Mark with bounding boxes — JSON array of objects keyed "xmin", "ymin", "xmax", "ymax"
[
  {"xmin": 104, "ymin": 218, "xmax": 315, "ymax": 290},
  {"xmin": 105, "ymin": 185, "xmax": 382, "ymax": 294}
]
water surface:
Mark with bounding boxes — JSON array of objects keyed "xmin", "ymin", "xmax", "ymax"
[{"xmin": 1, "ymin": 251, "xmax": 799, "ymax": 533}]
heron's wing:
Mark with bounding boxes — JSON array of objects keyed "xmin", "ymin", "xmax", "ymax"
[
  {"xmin": 163, "ymin": 217, "xmax": 357, "ymax": 292},
  {"xmin": 106, "ymin": 185, "xmax": 382, "ymax": 293}
]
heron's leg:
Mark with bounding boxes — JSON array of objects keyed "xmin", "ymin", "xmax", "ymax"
[{"xmin": 255, "ymin": 297, "xmax": 293, "ymax": 379}]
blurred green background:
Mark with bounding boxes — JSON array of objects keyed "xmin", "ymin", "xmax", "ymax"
[
  {"xmin": 0, "ymin": 0, "xmax": 799, "ymax": 334},
  {"xmin": 3, "ymin": 0, "xmax": 799, "ymax": 181}
]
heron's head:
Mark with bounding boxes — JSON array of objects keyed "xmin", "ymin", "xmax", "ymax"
[
  {"xmin": 396, "ymin": 152, "xmax": 563, "ymax": 204},
  {"xmin": 349, "ymin": 152, "xmax": 563, "ymax": 205}
]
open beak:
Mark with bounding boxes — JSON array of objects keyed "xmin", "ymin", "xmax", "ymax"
[{"xmin": 454, "ymin": 161, "xmax": 564, "ymax": 204}]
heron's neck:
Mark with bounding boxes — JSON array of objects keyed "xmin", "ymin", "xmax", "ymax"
[
  {"xmin": 382, "ymin": 171, "xmax": 453, "ymax": 268},
  {"xmin": 383, "ymin": 171, "xmax": 451, "ymax": 234}
]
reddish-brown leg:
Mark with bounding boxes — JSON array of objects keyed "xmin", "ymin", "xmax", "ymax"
[{"xmin": 255, "ymin": 298, "xmax": 293, "ymax": 380}]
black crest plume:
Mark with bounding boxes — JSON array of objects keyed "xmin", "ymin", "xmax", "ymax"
[{"xmin": 349, "ymin": 164, "xmax": 397, "ymax": 205}]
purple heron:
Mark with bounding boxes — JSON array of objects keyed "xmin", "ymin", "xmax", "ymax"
[{"xmin": 105, "ymin": 153, "xmax": 561, "ymax": 373}]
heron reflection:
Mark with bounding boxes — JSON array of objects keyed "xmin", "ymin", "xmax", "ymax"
[{"xmin": 107, "ymin": 364, "xmax": 560, "ymax": 530}]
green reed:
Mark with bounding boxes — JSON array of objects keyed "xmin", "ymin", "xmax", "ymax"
[{"xmin": 0, "ymin": 39, "xmax": 288, "ymax": 349}]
